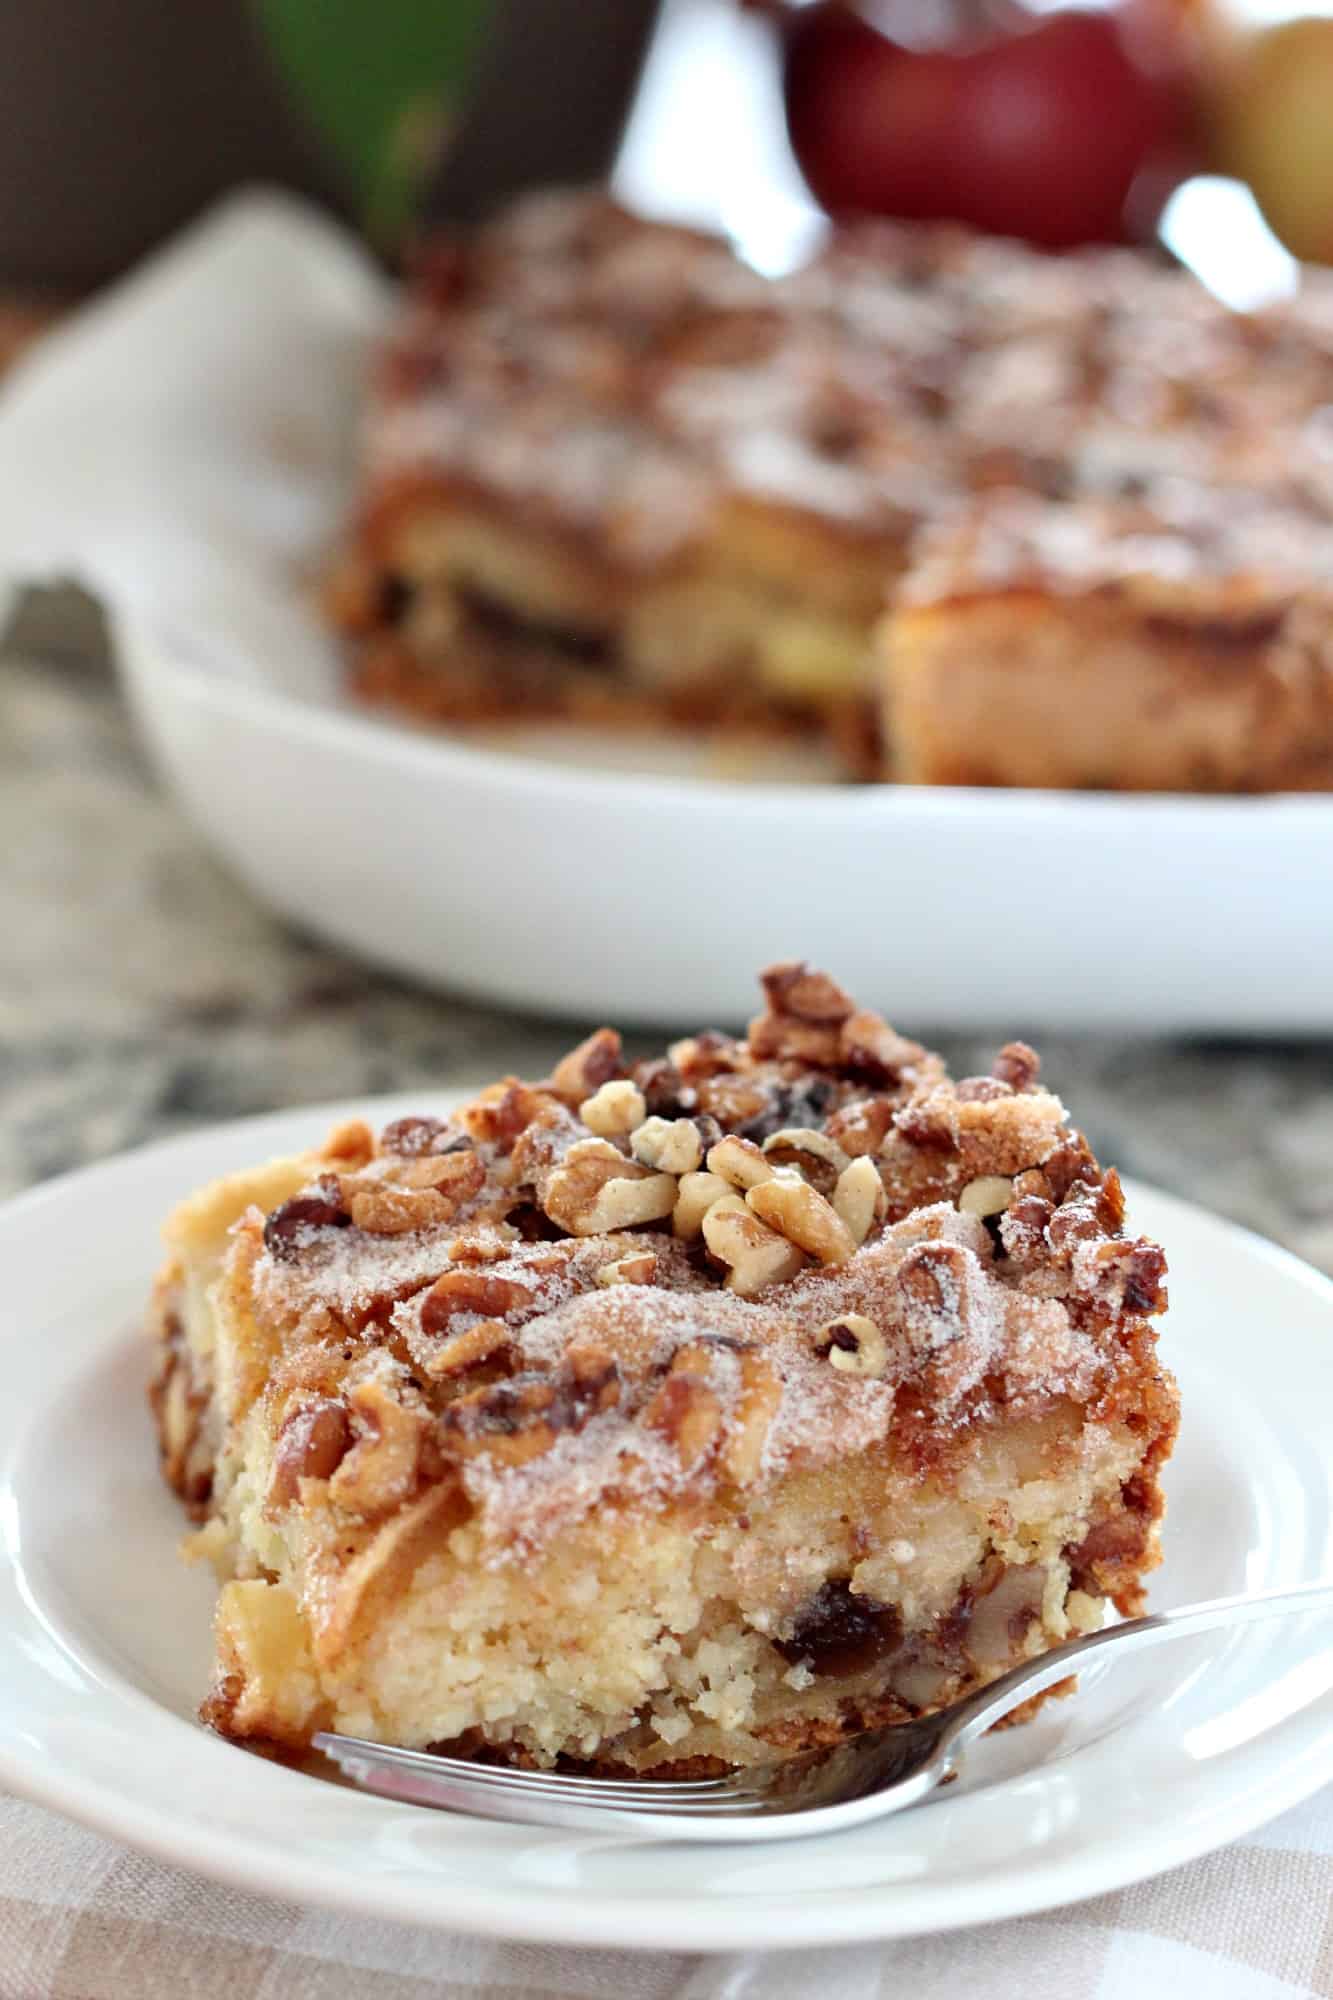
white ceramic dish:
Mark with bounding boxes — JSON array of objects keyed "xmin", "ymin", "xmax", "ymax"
[
  {"xmin": 115, "ymin": 609, "xmax": 1333, "ymax": 1034},
  {"xmin": 4, "ymin": 1095, "xmax": 1333, "ymax": 1951},
  {"xmin": 4, "ymin": 193, "xmax": 1333, "ymax": 1032}
]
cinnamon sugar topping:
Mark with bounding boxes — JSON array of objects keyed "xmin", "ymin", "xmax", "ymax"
[{"xmin": 227, "ymin": 963, "xmax": 1165, "ymax": 1560}]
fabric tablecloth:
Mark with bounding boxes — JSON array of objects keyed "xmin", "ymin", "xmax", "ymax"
[
  {"xmin": 8, "ymin": 1786, "xmax": 1333, "ymax": 1998},
  {"xmin": 7, "ymin": 638, "xmax": 1333, "ymax": 1997}
]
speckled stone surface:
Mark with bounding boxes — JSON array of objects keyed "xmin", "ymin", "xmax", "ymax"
[{"xmin": 6, "ymin": 641, "xmax": 1333, "ymax": 1278}]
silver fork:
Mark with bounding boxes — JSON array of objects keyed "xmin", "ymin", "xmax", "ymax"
[{"xmin": 314, "ymin": 1581, "xmax": 1333, "ymax": 1844}]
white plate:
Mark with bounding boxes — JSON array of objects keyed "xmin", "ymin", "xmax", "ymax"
[
  {"xmin": 4, "ymin": 1096, "xmax": 1333, "ymax": 1952},
  {"xmin": 4, "ymin": 193, "xmax": 1333, "ymax": 1032}
]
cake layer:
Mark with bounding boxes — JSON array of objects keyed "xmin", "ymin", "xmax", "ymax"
[{"xmin": 887, "ymin": 492, "xmax": 1333, "ymax": 790}]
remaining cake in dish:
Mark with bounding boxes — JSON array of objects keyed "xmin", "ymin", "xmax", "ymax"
[
  {"xmin": 330, "ymin": 185, "xmax": 1333, "ymax": 790},
  {"xmin": 887, "ymin": 489, "xmax": 1333, "ymax": 791},
  {"xmin": 150, "ymin": 964, "xmax": 1178, "ymax": 1772}
]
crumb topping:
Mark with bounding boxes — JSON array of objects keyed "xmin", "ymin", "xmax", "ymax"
[
  {"xmin": 360, "ymin": 187, "xmax": 1333, "ymax": 589},
  {"xmin": 224, "ymin": 964, "xmax": 1168, "ymax": 1561}
]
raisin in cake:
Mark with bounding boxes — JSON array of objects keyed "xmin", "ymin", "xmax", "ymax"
[
  {"xmin": 150, "ymin": 964, "xmax": 1178, "ymax": 1772},
  {"xmin": 330, "ymin": 185, "xmax": 1333, "ymax": 790}
]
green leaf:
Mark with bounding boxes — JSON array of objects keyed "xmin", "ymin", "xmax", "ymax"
[{"xmin": 254, "ymin": 0, "xmax": 492, "ymax": 239}]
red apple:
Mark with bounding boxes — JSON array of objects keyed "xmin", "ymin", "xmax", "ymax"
[{"xmin": 782, "ymin": 3, "xmax": 1190, "ymax": 249}]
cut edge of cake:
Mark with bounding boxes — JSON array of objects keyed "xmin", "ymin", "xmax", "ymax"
[{"xmin": 149, "ymin": 962, "xmax": 1179, "ymax": 1774}]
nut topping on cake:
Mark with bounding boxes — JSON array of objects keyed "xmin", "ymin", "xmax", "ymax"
[{"xmin": 815, "ymin": 1314, "xmax": 889, "ymax": 1378}]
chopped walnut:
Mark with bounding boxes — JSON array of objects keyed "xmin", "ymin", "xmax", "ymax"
[
  {"xmin": 706, "ymin": 1134, "xmax": 775, "ymax": 1190},
  {"xmin": 347, "ymin": 1182, "xmax": 454, "ymax": 1236},
  {"xmin": 542, "ymin": 1147, "xmax": 677, "ymax": 1236},
  {"xmin": 644, "ymin": 1346, "xmax": 723, "ymax": 1468},
  {"xmin": 826, "ymin": 1094, "xmax": 899, "ymax": 1157},
  {"xmin": 747, "ymin": 1011, "xmax": 843, "ymax": 1067},
  {"xmin": 761, "ymin": 1125, "xmax": 850, "ymax": 1196},
  {"xmin": 672, "ymin": 1169, "xmax": 732, "ymax": 1238},
  {"xmin": 269, "ymin": 1398, "xmax": 352, "ymax": 1507},
  {"xmin": 463, "ymin": 1080, "xmax": 551, "ymax": 1152},
  {"xmin": 328, "ymin": 1378, "xmax": 428, "ymax": 1516},
  {"xmin": 324, "ymin": 1120, "xmax": 375, "ymax": 1169},
  {"xmin": 666, "ymin": 1030, "xmax": 741, "ymax": 1082},
  {"xmin": 631, "ymin": 1115, "xmax": 704, "ymax": 1175},
  {"xmin": 993, "ymin": 1041, "xmax": 1041, "ymax": 1092},
  {"xmin": 815, "ymin": 1313, "xmax": 888, "ymax": 1378},
  {"xmin": 702, "ymin": 1194, "xmax": 807, "ymax": 1296},
  {"xmin": 580, "ymin": 1079, "xmax": 647, "ymax": 1138},
  {"xmin": 759, "ymin": 961, "xmax": 856, "ymax": 1024},
  {"xmin": 420, "ymin": 1270, "xmax": 535, "ymax": 1336},
  {"xmin": 263, "ymin": 1179, "xmax": 351, "ymax": 1260},
  {"xmin": 833, "ymin": 1155, "xmax": 885, "ymax": 1245},
  {"xmin": 423, "ymin": 1317, "xmax": 513, "ymax": 1378},
  {"xmin": 892, "ymin": 1095, "xmax": 960, "ymax": 1153},
  {"xmin": 549, "ymin": 1027, "xmax": 623, "ymax": 1104},
  {"xmin": 378, "ymin": 1114, "xmax": 458, "ymax": 1158},
  {"xmin": 838, "ymin": 1011, "xmax": 923, "ymax": 1085},
  {"xmin": 439, "ymin": 1357, "xmax": 619, "ymax": 1468},
  {"xmin": 596, "ymin": 1250, "xmax": 659, "ymax": 1287},
  {"xmin": 395, "ymin": 1150, "xmax": 487, "ymax": 1206},
  {"xmin": 747, "ymin": 1176, "xmax": 857, "ymax": 1266},
  {"xmin": 719, "ymin": 1352, "xmax": 782, "ymax": 1487}
]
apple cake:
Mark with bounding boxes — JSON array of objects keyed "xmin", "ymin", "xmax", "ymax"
[
  {"xmin": 149, "ymin": 963, "xmax": 1177, "ymax": 1774},
  {"xmin": 330, "ymin": 185, "xmax": 1333, "ymax": 790}
]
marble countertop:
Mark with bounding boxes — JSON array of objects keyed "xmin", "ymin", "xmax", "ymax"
[{"xmin": 6, "ymin": 633, "xmax": 1333, "ymax": 1279}]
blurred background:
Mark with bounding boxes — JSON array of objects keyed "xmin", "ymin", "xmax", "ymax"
[
  {"xmin": 0, "ymin": 0, "xmax": 1330, "ymax": 325},
  {"xmin": 5, "ymin": 0, "xmax": 1333, "ymax": 1261}
]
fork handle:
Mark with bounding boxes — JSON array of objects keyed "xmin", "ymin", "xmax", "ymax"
[{"xmin": 939, "ymin": 1580, "xmax": 1333, "ymax": 1763}]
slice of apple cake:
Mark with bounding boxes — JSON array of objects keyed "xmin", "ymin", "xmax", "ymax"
[{"xmin": 149, "ymin": 963, "xmax": 1177, "ymax": 1772}]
